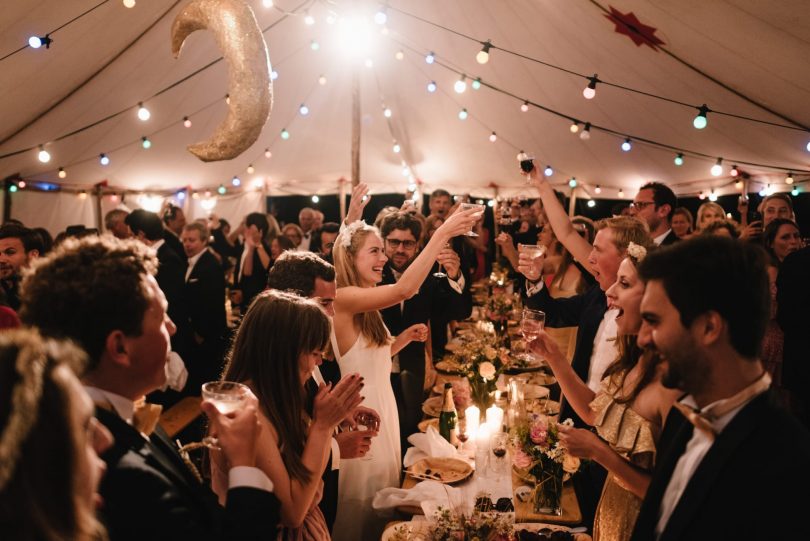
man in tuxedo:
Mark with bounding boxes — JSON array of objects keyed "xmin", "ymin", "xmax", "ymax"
[
  {"xmin": 266, "ymin": 250, "xmax": 378, "ymax": 532},
  {"xmin": 181, "ymin": 222, "xmax": 227, "ymax": 391},
  {"xmin": 0, "ymin": 224, "xmax": 43, "ymax": 310},
  {"xmin": 777, "ymin": 245, "xmax": 810, "ymax": 428},
  {"xmin": 19, "ymin": 236, "xmax": 281, "ymax": 541},
  {"xmin": 104, "ymin": 208, "xmax": 131, "ymax": 239},
  {"xmin": 631, "ymin": 236, "xmax": 810, "ymax": 541},
  {"xmin": 162, "ymin": 203, "xmax": 187, "ymax": 258},
  {"xmin": 628, "ymin": 182, "xmax": 680, "ymax": 246},
  {"xmin": 297, "ymin": 207, "xmax": 317, "ymax": 251},
  {"xmin": 233, "ymin": 212, "xmax": 272, "ymax": 312},
  {"xmin": 377, "ymin": 211, "xmax": 471, "ymax": 447}
]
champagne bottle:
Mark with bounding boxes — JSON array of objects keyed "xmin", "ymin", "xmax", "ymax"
[{"xmin": 439, "ymin": 382, "xmax": 459, "ymax": 446}]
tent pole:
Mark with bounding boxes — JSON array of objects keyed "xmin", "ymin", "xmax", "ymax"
[
  {"xmin": 350, "ymin": 65, "xmax": 361, "ymax": 188},
  {"xmin": 339, "ymin": 177, "xmax": 347, "ymax": 222},
  {"xmin": 492, "ymin": 185, "xmax": 500, "ymax": 261},
  {"xmin": 93, "ymin": 186, "xmax": 103, "ymax": 231}
]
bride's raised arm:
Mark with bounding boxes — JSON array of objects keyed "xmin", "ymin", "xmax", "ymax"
[{"xmin": 335, "ymin": 207, "xmax": 481, "ymax": 316}]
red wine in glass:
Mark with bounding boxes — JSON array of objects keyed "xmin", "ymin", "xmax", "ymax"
[{"xmin": 493, "ymin": 447, "xmax": 507, "ymax": 458}]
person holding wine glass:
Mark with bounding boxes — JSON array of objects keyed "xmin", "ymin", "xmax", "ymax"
[
  {"xmin": 216, "ymin": 290, "xmax": 365, "ymax": 540},
  {"xmin": 527, "ymin": 242, "xmax": 681, "ymax": 541}
]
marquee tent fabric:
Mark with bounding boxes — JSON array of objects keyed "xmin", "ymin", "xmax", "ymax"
[{"xmin": 1, "ymin": 0, "xmax": 809, "ymax": 231}]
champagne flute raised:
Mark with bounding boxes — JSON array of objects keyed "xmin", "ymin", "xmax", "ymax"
[{"xmin": 459, "ymin": 202, "xmax": 486, "ymax": 237}]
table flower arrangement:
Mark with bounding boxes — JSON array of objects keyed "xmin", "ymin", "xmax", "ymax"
[
  {"xmin": 444, "ymin": 333, "xmax": 507, "ymax": 411},
  {"xmin": 396, "ymin": 504, "xmax": 513, "ymax": 541},
  {"xmin": 511, "ymin": 415, "xmax": 581, "ymax": 515}
]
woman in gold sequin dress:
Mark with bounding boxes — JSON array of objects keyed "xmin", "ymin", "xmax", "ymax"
[{"xmin": 530, "ymin": 244, "xmax": 681, "ymax": 541}]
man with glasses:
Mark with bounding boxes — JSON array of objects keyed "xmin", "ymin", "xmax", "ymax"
[
  {"xmin": 378, "ymin": 211, "xmax": 472, "ymax": 449},
  {"xmin": 628, "ymin": 181, "xmax": 680, "ymax": 245}
]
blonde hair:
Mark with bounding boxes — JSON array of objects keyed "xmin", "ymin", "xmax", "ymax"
[
  {"xmin": 594, "ymin": 216, "xmax": 652, "ymax": 255},
  {"xmin": 696, "ymin": 202, "xmax": 725, "ymax": 231},
  {"xmin": 332, "ymin": 224, "xmax": 391, "ymax": 347}
]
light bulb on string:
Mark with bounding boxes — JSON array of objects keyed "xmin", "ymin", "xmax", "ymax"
[
  {"xmin": 262, "ymin": 0, "xmax": 273, "ymax": 7},
  {"xmin": 217, "ymin": 184, "xmax": 226, "ymax": 195},
  {"xmin": 792, "ymin": 187, "xmax": 800, "ymax": 196},
  {"xmin": 806, "ymin": 141, "xmax": 810, "ymax": 152},
  {"xmin": 569, "ymin": 122, "xmax": 579, "ymax": 133},
  {"xmin": 472, "ymin": 78, "xmax": 481, "ymax": 90},
  {"xmin": 232, "ymin": 176, "xmax": 241, "ymax": 187},
  {"xmin": 310, "ymin": 40, "xmax": 319, "ymax": 51},
  {"xmin": 786, "ymin": 172, "xmax": 794, "ymax": 185},
  {"xmin": 426, "ymin": 81, "xmax": 437, "ymax": 93},
  {"xmin": 137, "ymin": 103, "xmax": 150, "ymax": 121},
  {"xmin": 699, "ymin": 191, "xmax": 706, "ymax": 200},
  {"xmin": 521, "ymin": 101, "xmax": 529, "ymax": 112},
  {"xmin": 28, "ymin": 35, "xmax": 52, "ymax": 49},
  {"xmin": 17, "ymin": 181, "xmax": 25, "ymax": 189},
  {"xmin": 280, "ymin": 128, "xmax": 290, "ymax": 140},
  {"xmin": 318, "ymin": 75, "xmax": 327, "ymax": 86},
  {"xmin": 78, "ymin": 191, "xmax": 88, "ymax": 200},
  {"xmin": 407, "ymin": 182, "xmax": 417, "ymax": 192},
  {"xmin": 37, "ymin": 145, "xmax": 51, "ymax": 163},
  {"xmin": 735, "ymin": 180, "xmax": 743, "ymax": 189},
  {"xmin": 674, "ymin": 153, "xmax": 684, "ymax": 166},
  {"xmin": 711, "ymin": 158, "xmax": 723, "ymax": 177},
  {"xmin": 264, "ymin": 148, "xmax": 272, "ymax": 158},
  {"xmin": 374, "ymin": 7, "xmax": 387, "ymax": 25},
  {"xmin": 621, "ymin": 139, "xmax": 632, "ymax": 152},
  {"xmin": 730, "ymin": 165, "xmax": 739, "ymax": 177},
  {"xmin": 568, "ymin": 177, "xmax": 578, "ymax": 188},
  {"xmin": 383, "ymin": 107, "xmax": 392, "ymax": 118},
  {"xmin": 225, "ymin": 94, "xmax": 230, "ymax": 105},
  {"xmin": 183, "ymin": 116, "xmax": 192, "ymax": 128},
  {"xmin": 489, "ymin": 132, "xmax": 497, "ymax": 142},
  {"xmin": 123, "ymin": 0, "xmax": 136, "ymax": 8},
  {"xmin": 8, "ymin": 184, "xmax": 18, "ymax": 193},
  {"xmin": 543, "ymin": 165, "xmax": 553, "ymax": 177},
  {"xmin": 476, "ymin": 41, "xmax": 491, "ymax": 64},
  {"xmin": 454, "ymin": 76, "xmax": 467, "ymax": 93},
  {"xmin": 392, "ymin": 142, "xmax": 401, "ymax": 153},
  {"xmin": 709, "ymin": 190, "xmax": 718, "ymax": 202},
  {"xmin": 99, "ymin": 153, "xmax": 110, "ymax": 166},
  {"xmin": 425, "ymin": 51, "xmax": 435, "ymax": 64},
  {"xmin": 458, "ymin": 108, "xmax": 468, "ymax": 120},
  {"xmin": 271, "ymin": 70, "xmax": 279, "ymax": 80},
  {"xmin": 303, "ymin": 10, "xmax": 314, "ymax": 25},
  {"xmin": 579, "ymin": 122, "xmax": 591, "ymax": 140},
  {"xmin": 693, "ymin": 104, "xmax": 709, "ymax": 129},
  {"xmin": 594, "ymin": 185, "xmax": 602, "ymax": 194},
  {"xmin": 487, "ymin": 200, "xmax": 495, "ymax": 207},
  {"xmin": 395, "ymin": 50, "xmax": 404, "ymax": 60},
  {"xmin": 401, "ymin": 166, "xmax": 410, "ymax": 177},
  {"xmin": 582, "ymin": 75, "xmax": 598, "ymax": 99},
  {"xmin": 176, "ymin": 190, "xmax": 186, "ymax": 201},
  {"xmin": 141, "ymin": 136, "xmax": 151, "ymax": 149},
  {"xmin": 299, "ymin": 103, "xmax": 309, "ymax": 116},
  {"xmin": 58, "ymin": 167, "xmax": 66, "ymax": 179},
  {"xmin": 246, "ymin": 164, "xmax": 255, "ymax": 174},
  {"xmin": 587, "ymin": 199, "xmax": 596, "ymax": 207}
]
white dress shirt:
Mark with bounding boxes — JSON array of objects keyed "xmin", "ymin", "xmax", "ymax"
[
  {"xmin": 298, "ymin": 231, "xmax": 312, "ymax": 251},
  {"xmin": 185, "ymin": 249, "xmax": 205, "ymax": 282},
  {"xmin": 586, "ymin": 309, "xmax": 619, "ymax": 391},
  {"xmin": 653, "ymin": 229, "xmax": 672, "ymax": 246}
]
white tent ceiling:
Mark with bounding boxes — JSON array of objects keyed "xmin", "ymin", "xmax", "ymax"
[{"xmin": 2, "ymin": 0, "xmax": 809, "ymax": 202}]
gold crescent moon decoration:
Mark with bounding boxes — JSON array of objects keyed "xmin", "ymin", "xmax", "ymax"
[{"xmin": 171, "ymin": 0, "xmax": 272, "ymax": 162}]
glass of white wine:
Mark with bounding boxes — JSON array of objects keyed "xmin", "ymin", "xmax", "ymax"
[
  {"xmin": 459, "ymin": 202, "xmax": 486, "ymax": 237},
  {"xmin": 201, "ymin": 381, "xmax": 250, "ymax": 449},
  {"xmin": 518, "ymin": 243, "xmax": 546, "ymax": 278},
  {"xmin": 520, "ymin": 308, "xmax": 546, "ymax": 362}
]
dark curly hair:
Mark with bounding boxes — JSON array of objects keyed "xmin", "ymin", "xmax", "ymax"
[{"xmin": 19, "ymin": 236, "xmax": 158, "ymax": 371}]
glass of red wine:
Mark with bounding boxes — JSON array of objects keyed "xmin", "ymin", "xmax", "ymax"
[
  {"xmin": 490, "ymin": 432, "xmax": 509, "ymax": 474},
  {"xmin": 517, "ymin": 151, "xmax": 535, "ymax": 182}
]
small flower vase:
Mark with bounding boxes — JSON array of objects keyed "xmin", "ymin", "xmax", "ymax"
[
  {"xmin": 469, "ymin": 378, "xmax": 494, "ymax": 411},
  {"xmin": 532, "ymin": 461, "xmax": 564, "ymax": 516}
]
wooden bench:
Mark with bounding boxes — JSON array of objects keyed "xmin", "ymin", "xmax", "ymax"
[{"xmin": 158, "ymin": 396, "xmax": 203, "ymax": 438}]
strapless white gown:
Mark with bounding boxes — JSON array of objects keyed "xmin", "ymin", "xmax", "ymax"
[{"xmin": 330, "ymin": 331, "xmax": 401, "ymax": 541}]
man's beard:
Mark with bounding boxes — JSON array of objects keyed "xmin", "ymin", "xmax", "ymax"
[{"xmin": 659, "ymin": 335, "xmax": 710, "ymax": 396}]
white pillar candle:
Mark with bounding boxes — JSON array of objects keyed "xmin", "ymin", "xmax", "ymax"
[
  {"xmin": 486, "ymin": 405, "xmax": 504, "ymax": 431},
  {"xmin": 465, "ymin": 405, "xmax": 480, "ymax": 439}
]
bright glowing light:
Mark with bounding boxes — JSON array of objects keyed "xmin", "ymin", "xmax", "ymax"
[
  {"xmin": 583, "ymin": 86, "xmax": 596, "ymax": 99},
  {"xmin": 17, "ymin": 181, "xmax": 25, "ymax": 189},
  {"xmin": 183, "ymin": 116, "xmax": 192, "ymax": 128},
  {"xmin": 281, "ymin": 128, "xmax": 290, "ymax": 140},
  {"xmin": 139, "ymin": 194, "xmax": 163, "ymax": 212},
  {"xmin": 265, "ymin": 148, "xmax": 272, "ymax": 158},
  {"xmin": 225, "ymin": 94, "xmax": 230, "ymax": 105},
  {"xmin": 792, "ymin": 188, "xmax": 800, "ymax": 196},
  {"xmin": 141, "ymin": 137, "xmax": 151, "ymax": 149},
  {"xmin": 262, "ymin": 0, "xmax": 273, "ymax": 8},
  {"xmin": 570, "ymin": 122, "xmax": 579, "ymax": 133},
  {"xmin": 674, "ymin": 153, "xmax": 684, "ymax": 166},
  {"xmin": 217, "ymin": 185, "xmax": 226, "ymax": 195},
  {"xmin": 735, "ymin": 180, "xmax": 743, "ymax": 189},
  {"xmin": 595, "ymin": 185, "xmax": 602, "ymax": 194},
  {"xmin": 311, "ymin": 194, "xmax": 320, "ymax": 203},
  {"xmin": 425, "ymin": 52, "xmax": 435, "ymax": 64},
  {"xmin": 454, "ymin": 77, "xmax": 467, "ymax": 93},
  {"xmin": 693, "ymin": 105, "xmax": 709, "ymax": 129},
  {"xmin": 711, "ymin": 158, "xmax": 723, "ymax": 177},
  {"xmin": 304, "ymin": 11, "xmax": 314, "ymax": 25},
  {"xmin": 730, "ymin": 165, "xmax": 739, "ymax": 177},
  {"xmin": 383, "ymin": 107, "xmax": 392, "ymax": 118},
  {"xmin": 786, "ymin": 173, "xmax": 794, "ymax": 184},
  {"xmin": 201, "ymin": 198, "xmax": 217, "ymax": 211},
  {"xmin": 395, "ymin": 50, "xmax": 404, "ymax": 60},
  {"xmin": 476, "ymin": 41, "xmax": 491, "ymax": 64},
  {"xmin": 458, "ymin": 108, "xmax": 468, "ymax": 120},
  {"xmin": 247, "ymin": 164, "xmax": 255, "ymax": 174},
  {"xmin": 252, "ymin": 178, "xmax": 265, "ymax": 190},
  {"xmin": 232, "ymin": 176, "xmax": 241, "ymax": 187},
  {"xmin": 318, "ymin": 75, "xmax": 327, "ymax": 85},
  {"xmin": 487, "ymin": 200, "xmax": 495, "ymax": 207},
  {"xmin": 579, "ymin": 124, "xmax": 591, "ymax": 140},
  {"xmin": 8, "ymin": 185, "xmax": 18, "ymax": 193},
  {"xmin": 37, "ymin": 146, "xmax": 50, "ymax": 163},
  {"xmin": 427, "ymin": 81, "xmax": 437, "ymax": 93},
  {"xmin": 137, "ymin": 103, "xmax": 150, "ymax": 121},
  {"xmin": 393, "ymin": 143, "xmax": 401, "ymax": 153},
  {"xmin": 79, "ymin": 191, "xmax": 89, "ymax": 200},
  {"xmin": 621, "ymin": 139, "xmax": 632, "ymax": 152},
  {"xmin": 337, "ymin": 16, "xmax": 374, "ymax": 58},
  {"xmin": 310, "ymin": 40, "xmax": 319, "ymax": 51},
  {"xmin": 544, "ymin": 166, "xmax": 553, "ymax": 177},
  {"xmin": 271, "ymin": 70, "xmax": 278, "ymax": 80},
  {"xmin": 587, "ymin": 199, "xmax": 596, "ymax": 207},
  {"xmin": 177, "ymin": 191, "xmax": 186, "ymax": 200},
  {"xmin": 374, "ymin": 8, "xmax": 387, "ymax": 25},
  {"xmin": 489, "ymin": 132, "xmax": 497, "ymax": 142},
  {"xmin": 299, "ymin": 103, "xmax": 309, "ymax": 116},
  {"xmin": 123, "ymin": 0, "xmax": 136, "ymax": 8},
  {"xmin": 58, "ymin": 167, "xmax": 66, "ymax": 179},
  {"xmin": 99, "ymin": 154, "xmax": 110, "ymax": 165},
  {"xmin": 568, "ymin": 178, "xmax": 578, "ymax": 188},
  {"xmin": 401, "ymin": 166, "xmax": 410, "ymax": 177},
  {"xmin": 806, "ymin": 141, "xmax": 810, "ymax": 152},
  {"xmin": 708, "ymin": 191, "xmax": 718, "ymax": 202},
  {"xmin": 618, "ymin": 189, "xmax": 624, "ymax": 198},
  {"xmin": 521, "ymin": 101, "xmax": 529, "ymax": 112},
  {"xmin": 28, "ymin": 36, "xmax": 42, "ymax": 49}
]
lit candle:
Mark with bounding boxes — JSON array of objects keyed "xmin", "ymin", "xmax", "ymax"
[
  {"xmin": 486, "ymin": 405, "xmax": 504, "ymax": 431},
  {"xmin": 465, "ymin": 405, "xmax": 480, "ymax": 439}
]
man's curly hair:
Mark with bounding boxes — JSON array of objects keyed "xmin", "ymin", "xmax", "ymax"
[{"xmin": 19, "ymin": 236, "xmax": 158, "ymax": 372}]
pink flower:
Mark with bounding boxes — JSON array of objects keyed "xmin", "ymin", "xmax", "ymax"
[
  {"xmin": 513, "ymin": 448, "xmax": 533, "ymax": 469},
  {"xmin": 530, "ymin": 420, "xmax": 548, "ymax": 445}
]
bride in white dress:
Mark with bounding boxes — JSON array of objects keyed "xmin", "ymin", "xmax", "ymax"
[{"xmin": 329, "ymin": 185, "xmax": 481, "ymax": 541}]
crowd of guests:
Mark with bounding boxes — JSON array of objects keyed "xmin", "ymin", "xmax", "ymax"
[{"xmin": 0, "ymin": 174, "xmax": 809, "ymax": 541}]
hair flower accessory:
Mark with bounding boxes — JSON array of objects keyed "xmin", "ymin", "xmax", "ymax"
[
  {"xmin": 340, "ymin": 220, "xmax": 367, "ymax": 249},
  {"xmin": 627, "ymin": 242, "xmax": 647, "ymax": 263}
]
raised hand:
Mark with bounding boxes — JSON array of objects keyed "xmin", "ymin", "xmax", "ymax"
[
  {"xmin": 436, "ymin": 247, "xmax": 461, "ymax": 279},
  {"xmin": 201, "ymin": 390, "xmax": 262, "ymax": 468},
  {"xmin": 517, "ymin": 248, "xmax": 544, "ymax": 282},
  {"xmin": 313, "ymin": 373, "xmax": 364, "ymax": 430},
  {"xmin": 436, "ymin": 206, "xmax": 483, "ymax": 239},
  {"xmin": 335, "ymin": 429, "xmax": 376, "ymax": 459},
  {"xmin": 401, "ymin": 323, "xmax": 429, "ymax": 344},
  {"xmin": 345, "ymin": 183, "xmax": 371, "ymax": 224},
  {"xmin": 528, "ymin": 329, "xmax": 565, "ymax": 368}
]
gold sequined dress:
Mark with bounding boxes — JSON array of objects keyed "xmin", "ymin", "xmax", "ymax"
[{"xmin": 589, "ymin": 374, "xmax": 657, "ymax": 541}]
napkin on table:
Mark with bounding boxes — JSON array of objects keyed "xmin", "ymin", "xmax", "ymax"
[{"xmin": 403, "ymin": 426, "xmax": 469, "ymax": 468}]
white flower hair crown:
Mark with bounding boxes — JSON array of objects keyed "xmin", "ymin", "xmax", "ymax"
[
  {"xmin": 340, "ymin": 220, "xmax": 368, "ymax": 249},
  {"xmin": 626, "ymin": 242, "xmax": 647, "ymax": 263}
]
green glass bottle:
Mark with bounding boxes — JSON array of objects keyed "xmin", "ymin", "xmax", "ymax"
[{"xmin": 439, "ymin": 382, "xmax": 459, "ymax": 446}]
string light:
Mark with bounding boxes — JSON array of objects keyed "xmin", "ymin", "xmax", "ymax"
[
  {"xmin": 568, "ymin": 177, "xmax": 577, "ymax": 188},
  {"xmin": 183, "ymin": 116, "xmax": 192, "ymax": 128},
  {"xmin": 17, "ymin": 181, "xmax": 25, "ymax": 189},
  {"xmin": 699, "ymin": 191, "xmax": 706, "ymax": 200},
  {"xmin": 735, "ymin": 180, "xmax": 744, "ymax": 189},
  {"xmin": 569, "ymin": 122, "xmax": 579, "ymax": 133},
  {"xmin": 544, "ymin": 165, "xmax": 553, "ymax": 177},
  {"xmin": 472, "ymin": 78, "xmax": 481, "ymax": 90},
  {"xmin": 137, "ymin": 103, "xmax": 150, "ymax": 121},
  {"xmin": 791, "ymin": 187, "xmax": 800, "ymax": 196},
  {"xmin": 37, "ymin": 145, "xmax": 50, "ymax": 163},
  {"xmin": 407, "ymin": 182, "xmax": 417, "ymax": 191},
  {"xmin": 425, "ymin": 51, "xmax": 435, "ymax": 64},
  {"xmin": 583, "ymin": 75, "xmax": 598, "ymax": 99},
  {"xmin": 730, "ymin": 165, "xmax": 739, "ymax": 177},
  {"xmin": 318, "ymin": 75, "xmax": 327, "ymax": 85},
  {"xmin": 280, "ymin": 128, "xmax": 290, "ymax": 140},
  {"xmin": 310, "ymin": 40, "xmax": 319, "ymax": 51},
  {"xmin": 579, "ymin": 122, "xmax": 591, "ymax": 140},
  {"xmin": 177, "ymin": 190, "xmax": 186, "ymax": 200},
  {"xmin": 28, "ymin": 35, "xmax": 52, "ymax": 49},
  {"xmin": 426, "ymin": 81, "xmax": 437, "ymax": 93},
  {"xmin": 621, "ymin": 139, "xmax": 632, "ymax": 152},
  {"xmin": 806, "ymin": 141, "xmax": 810, "ymax": 152},
  {"xmin": 786, "ymin": 172, "xmax": 794, "ymax": 184},
  {"xmin": 594, "ymin": 185, "xmax": 602, "ymax": 194},
  {"xmin": 123, "ymin": 0, "xmax": 136, "ymax": 8},
  {"xmin": 265, "ymin": 148, "xmax": 272, "ymax": 158},
  {"xmin": 458, "ymin": 108, "xmax": 468, "ymax": 120},
  {"xmin": 78, "ymin": 190, "xmax": 88, "ymax": 199},
  {"xmin": 141, "ymin": 136, "xmax": 151, "ymax": 149},
  {"xmin": 674, "ymin": 153, "xmax": 684, "ymax": 166},
  {"xmin": 711, "ymin": 158, "xmax": 723, "ymax": 176},
  {"xmin": 225, "ymin": 94, "xmax": 230, "ymax": 105},
  {"xmin": 58, "ymin": 167, "xmax": 66, "ymax": 179},
  {"xmin": 454, "ymin": 76, "xmax": 467, "ymax": 94},
  {"xmin": 217, "ymin": 184, "xmax": 226, "ymax": 195},
  {"xmin": 693, "ymin": 104, "xmax": 709, "ymax": 129},
  {"xmin": 262, "ymin": 0, "xmax": 273, "ymax": 8},
  {"xmin": 395, "ymin": 50, "xmax": 404, "ymax": 60},
  {"xmin": 709, "ymin": 190, "xmax": 718, "ymax": 202},
  {"xmin": 303, "ymin": 10, "xmax": 314, "ymax": 25},
  {"xmin": 246, "ymin": 164, "xmax": 255, "ymax": 174},
  {"xmin": 311, "ymin": 194, "xmax": 320, "ymax": 203},
  {"xmin": 271, "ymin": 70, "xmax": 279, "ymax": 80},
  {"xmin": 487, "ymin": 200, "xmax": 495, "ymax": 207},
  {"xmin": 392, "ymin": 142, "xmax": 401, "ymax": 153},
  {"xmin": 520, "ymin": 101, "xmax": 529, "ymax": 112},
  {"xmin": 383, "ymin": 107, "xmax": 392, "ymax": 118},
  {"xmin": 374, "ymin": 6, "xmax": 387, "ymax": 25},
  {"xmin": 489, "ymin": 132, "xmax": 497, "ymax": 142},
  {"xmin": 9, "ymin": 184, "xmax": 18, "ymax": 193},
  {"xmin": 476, "ymin": 41, "xmax": 491, "ymax": 64},
  {"xmin": 232, "ymin": 176, "xmax": 241, "ymax": 187},
  {"xmin": 99, "ymin": 153, "xmax": 110, "ymax": 165},
  {"xmin": 618, "ymin": 189, "xmax": 624, "ymax": 198},
  {"xmin": 299, "ymin": 103, "xmax": 309, "ymax": 116},
  {"xmin": 587, "ymin": 199, "xmax": 596, "ymax": 207}
]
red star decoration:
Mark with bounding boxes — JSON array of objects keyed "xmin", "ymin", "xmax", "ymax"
[{"xmin": 605, "ymin": 6, "xmax": 665, "ymax": 51}]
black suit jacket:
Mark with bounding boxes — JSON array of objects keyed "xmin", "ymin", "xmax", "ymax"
[
  {"xmin": 777, "ymin": 246, "xmax": 810, "ymax": 426},
  {"xmin": 630, "ymin": 391, "xmax": 810, "ymax": 541},
  {"xmin": 157, "ymin": 242, "xmax": 190, "ymax": 350},
  {"xmin": 185, "ymin": 250, "xmax": 227, "ymax": 342},
  {"xmin": 305, "ymin": 370, "xmax": 341, "ymax": 533},
  {"xmin": 233, "ymin": 242, "xmax": 271, "ymax": 311},
  {"xmin": 95, "ymin": 407, "xmax": 280, "ymax": 541},
  {"xmin": 659, "ymin": 229, "xmax": 680, "ymax": 246},
  {"xmin": 163, "ymin": 229, "xmax": 186, "ymax": 259}
]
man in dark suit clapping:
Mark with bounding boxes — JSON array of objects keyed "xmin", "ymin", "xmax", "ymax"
[{"xmin": 19, "ymin": 236, "xmax": 280, "ymax": 541}]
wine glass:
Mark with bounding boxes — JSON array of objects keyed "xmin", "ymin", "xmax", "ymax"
[
  {"xmin": 433, "ymin": 242, "xmax": 450, "ymax": 278},
  {"xmin": 459, "ymin": 202, "xmax": 485, "ymax": 237},
  {"xmin": 201, "ymin": 381, "xmax": 250, "ymax": 449},
  {"xmin": 490, "ymin": 432, "xmax": 509, "ymax": 474},
  {"xmin": 521, "ymin": 308, "xmax": 546, "ymax": 362},
  {"xmin": 354, "ymin": 412, "xmax": 378, "ymax": 461},
  {"xmin": 517, "ymin": 243, "xmax": 546, "ymax": 277},
  {"xmin": 456, "ymin": 417, "xmax": 469, "ymax": 451},
  {"xmin": 517, "ymin": 151, "xmax": 536, "ymax": 183}
]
